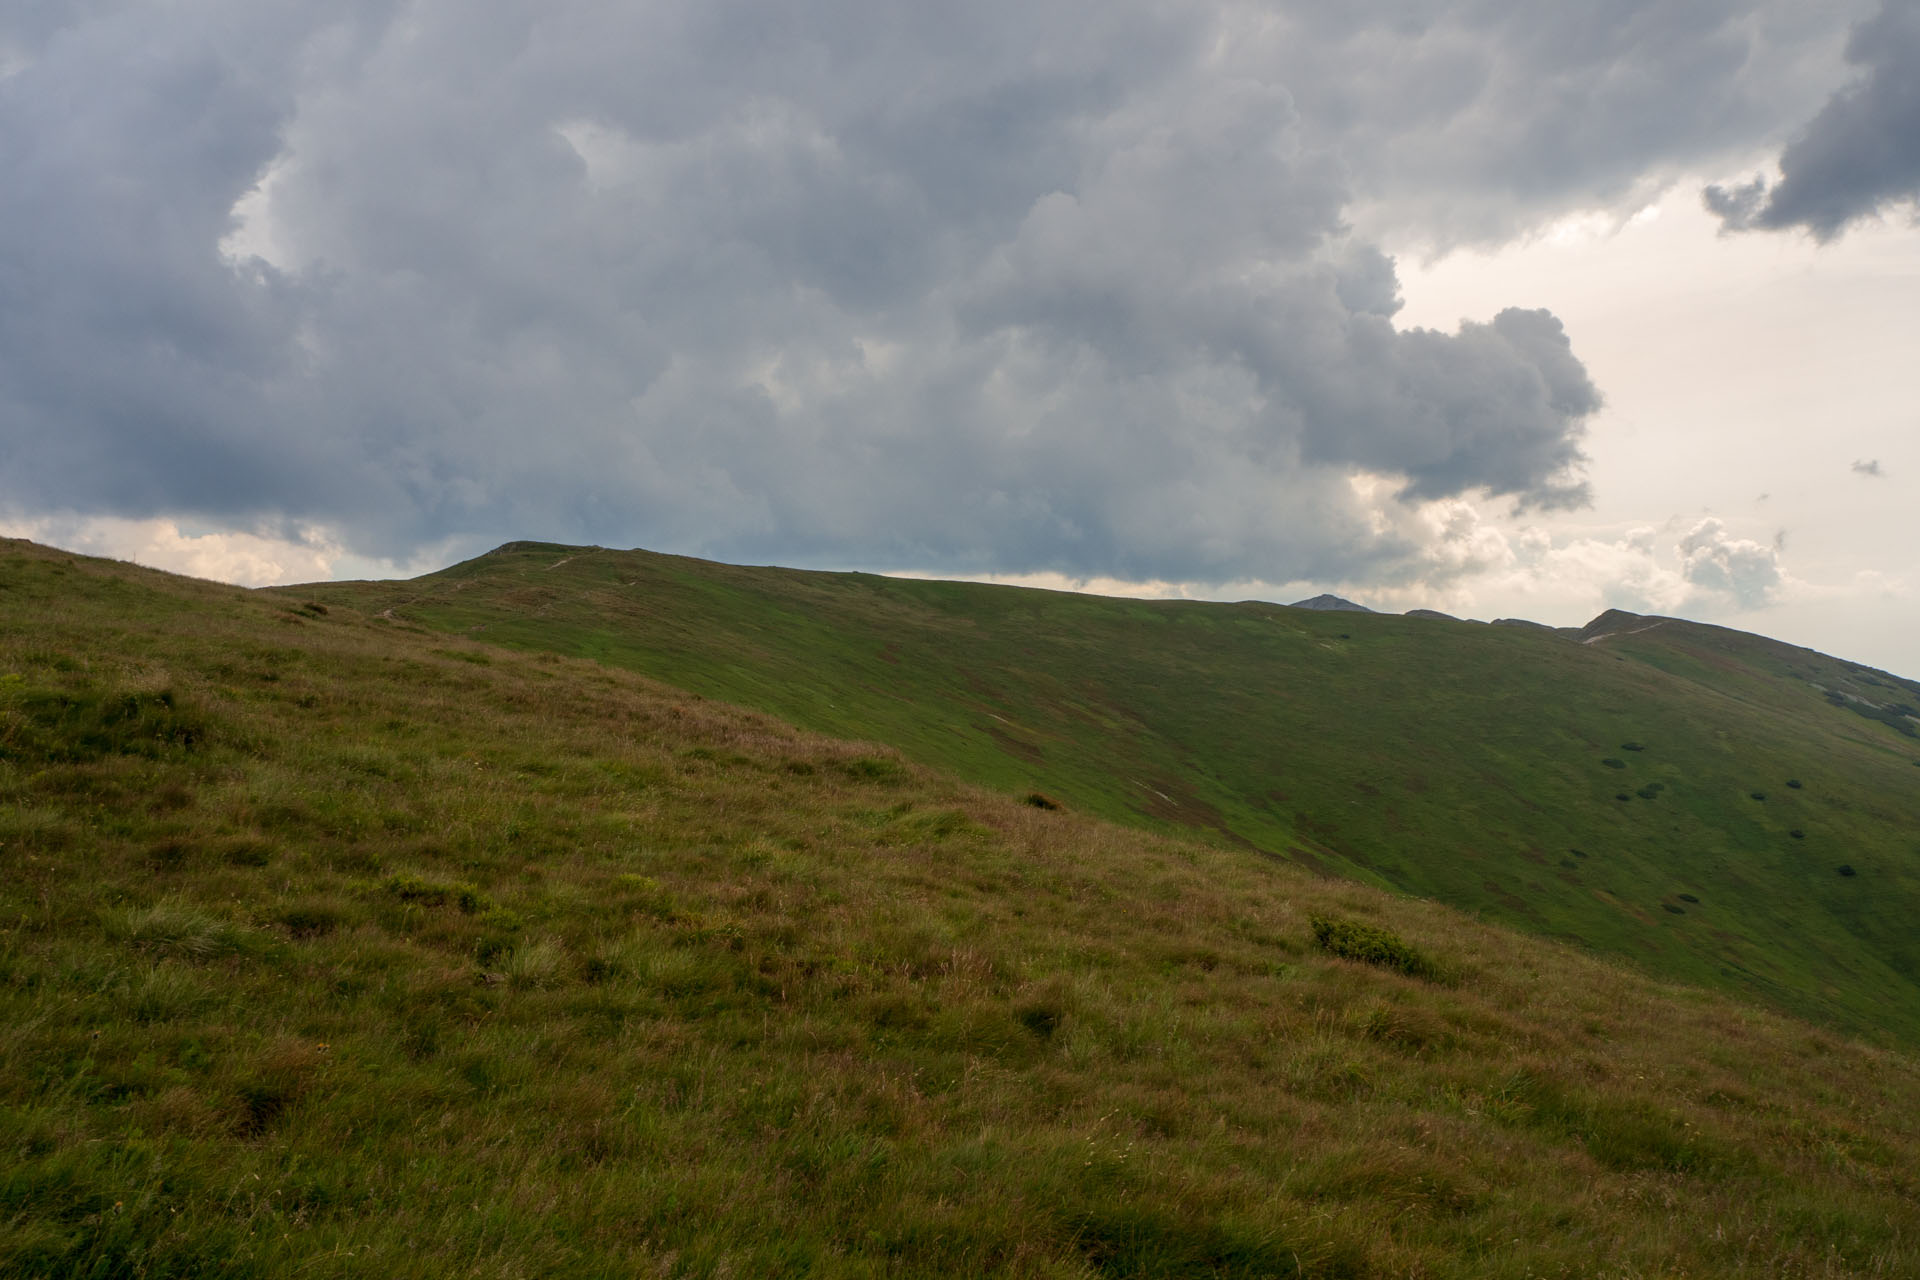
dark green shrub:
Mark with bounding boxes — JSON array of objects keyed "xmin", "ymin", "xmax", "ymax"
[
  {"xmin": 581, "ymin": 956, "xmax": 619, "ymax": 985},
  {"xmin": 146, "ymin": 838, "xmax": 192, "ymax": 869},
  {"xmin": 1615, "ymin": 793, "xmax": 1632, "ymax": 802},
  {"xmin": 1015, "ymin": 1001, "xmax": 1063, "ymax": 1039},
  {"xmin": 235, "ymin": 1082, "xmax": 294, "ymax": 1136},
  {"xmin": 832, "ymin": 755, "xmax": 907, "ymax": 784},
  {"xmin": 1837, "ymin": 865, "xmax": 1857, "ymax": 877},
  {"xmin": 1022, "ymin": 791, "xmax": 1060, "ymax": 810},
  {"xmin": 1636, "ymin": 787, "xmax": 1659, "ymax": 800},
  {"xmin": 1602, "ymin": 757, "xmax": 1626, "ymax": 769},
  {"xmin": 1308, "ymin": 915, "xmax": 1443, "ymax": 981},
  {"xmin": 1062, "ymin": 1204, "xmax": 1357, "ymax": 1279},
  {"xmin": 383, "ymin": 872, "xmax": 448, "ymax": 904},
  {"xmin": 1621, "ymin": 742, "xmax": 1645, "ymax": 752},
  {"xmin": 1789, "ymin": 829, "xmax": 1805, "ymax": 840},
  {"xmin": 222, "ymin": 839, "xmax": 273, "ymax": 867},
  {"xmin": 1, "ymin": 685, "xmax": 210, "ymax": 763},
  {"xmin": 1678, "ymin": 893, "xmax": 1700, "ymax": 904},
  {"xmin": 1662, "ymin": 903, "xmax": 1685, "ymax": 915},
  {"xmin": 1750, "ymin": 791, "xmax": 1766, "ymax": 801},
  {"xmin": 1847, "ymin": 701, "xmax": 1917, "ymax": 737},
  {"xmin": 1786, "ymin": 778, "xmax": 1803, "ymax": 788},
  {"xmin": 278, "ymin": 904, "xmax": 343, "ymax": 939},
  {"xmin": 382, "ymin": 873, "xmax": 489, "ymax": 913}
]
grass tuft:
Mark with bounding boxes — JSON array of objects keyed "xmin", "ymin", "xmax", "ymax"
[{"xmin": 107, "ymin": 903, "xmax": 256, "ymax": 960}]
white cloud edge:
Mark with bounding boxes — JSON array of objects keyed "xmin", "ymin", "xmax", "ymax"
[{"xmin": 0, "ymin": 514, "xmax": 458, "ymax": 588}]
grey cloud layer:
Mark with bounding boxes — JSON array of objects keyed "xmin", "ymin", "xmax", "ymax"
[
  {"xmin": 0, "ymin": 1, "xmax": 1870, "ymax": 583},
  {"xmin": 1707, "ymin": 1, "xmax": 1920, "ymax": 239}
]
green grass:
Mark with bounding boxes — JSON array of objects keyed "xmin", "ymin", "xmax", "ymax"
[
  {"xmin": 292, "ymin": 541, "xmax": 1920, "ymax": 1046},
  {"xmin": 5, "ymin": 537, "xmax": 1920, "ymax": 1275}
]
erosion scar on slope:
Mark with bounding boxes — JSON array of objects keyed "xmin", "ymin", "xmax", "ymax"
[{"xmin": 1584, "ymin": 619, "xmax": 1668, "ymax": 646}]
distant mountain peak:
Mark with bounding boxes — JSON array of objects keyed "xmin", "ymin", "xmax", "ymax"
[
  {"xmin": 1576, "ymin": 609, "xmax": 1668, "ymax": 645},
  {"xmin": 1289, "ymin": 593, "xmax": 1374, "ymax": 613}
]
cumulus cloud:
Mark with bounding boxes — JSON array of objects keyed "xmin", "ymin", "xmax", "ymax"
[
  {"xmin": 1300, "ymin": 508, "xmax": 1800, "ymax": 627},
  {"xmin": 1706, "ymin": 1, "xmax": 1920, "ymax": 238},
  {"xmin": 0, "ymin": 1, "xmax": 1879, "ymax": 588},
  {"xmin": 0, "ymin": 514, "xmax": 344, "ymax": 587},
  {"xmin": 1678, "ymin": 518, "xmax": 1782, "ymax": 608}
]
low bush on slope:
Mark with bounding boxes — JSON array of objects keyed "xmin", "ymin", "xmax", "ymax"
[
  {"xmin": 1309, "ymin": 915, "xmax": 1448, "ymax": 983},
  {"xmin": 3, "ymin": 539, "xmax": 1920, "ymax": 1277}
]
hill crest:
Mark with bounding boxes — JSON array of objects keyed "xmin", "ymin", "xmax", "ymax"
[{"xmin": 1288, "ymin": 592, "xmax": 1374, "ymax": 612}]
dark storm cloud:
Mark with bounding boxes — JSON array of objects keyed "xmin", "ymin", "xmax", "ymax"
[
  {"xmin": 1707, "ymin": 2, "xmax": 1920, "ymax": 239},
  {"xmin": 0, "ymin": 1, "xmax": 1869, "ymax": 585},
  {"xmin": 1256, "ymin": 0, "xmax": 1871, "ymax": 245}
]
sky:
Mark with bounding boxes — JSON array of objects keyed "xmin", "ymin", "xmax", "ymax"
[{"xmin": 3, "ymin": 1, "xmax": 1918, "ymax": 674}]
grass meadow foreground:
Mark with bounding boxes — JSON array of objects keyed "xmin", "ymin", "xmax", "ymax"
[{"xmin": 4, "ymin": 538, "xmax": 1920, "ymax": 1277}]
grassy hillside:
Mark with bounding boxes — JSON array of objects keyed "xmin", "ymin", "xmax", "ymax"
[
  {"xmin": 297, "ymin": 542, "xmax": 1920, "ymax": 1046},
  {"xmin": 6, "ymin": 536, "xmax": 1920, "ymax": 1276}
]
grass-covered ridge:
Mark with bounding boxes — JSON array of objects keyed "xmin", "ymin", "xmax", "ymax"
[
  {"xmin": 297, "ymin": 541, "xmax": 1920, "ymax": 1045},
  {"xmin": 4, "ymin": 536, "xmax": 1920, "ymax": 1275}
]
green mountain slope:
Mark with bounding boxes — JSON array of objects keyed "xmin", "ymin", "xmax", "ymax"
[
  {"xmin": 7, "ymin": 536, "xmax": 1920, "ymax": 1277},
  {"xmin": 299, "ymin": 542, "xmax": 1920, "ymax": 1044}
]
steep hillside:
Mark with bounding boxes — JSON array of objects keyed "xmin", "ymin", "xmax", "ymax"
[
  {"xmin": 298, "ymin": 542, "xmax": 1920, "ymax": 1045},
  {"xmin": 6, "ymin": 536, "xmax": 1920, "ymax": 1277},
  {"xmin": 1580, "ymin": 608, "xmax": 1920, "ymax": 742}
]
